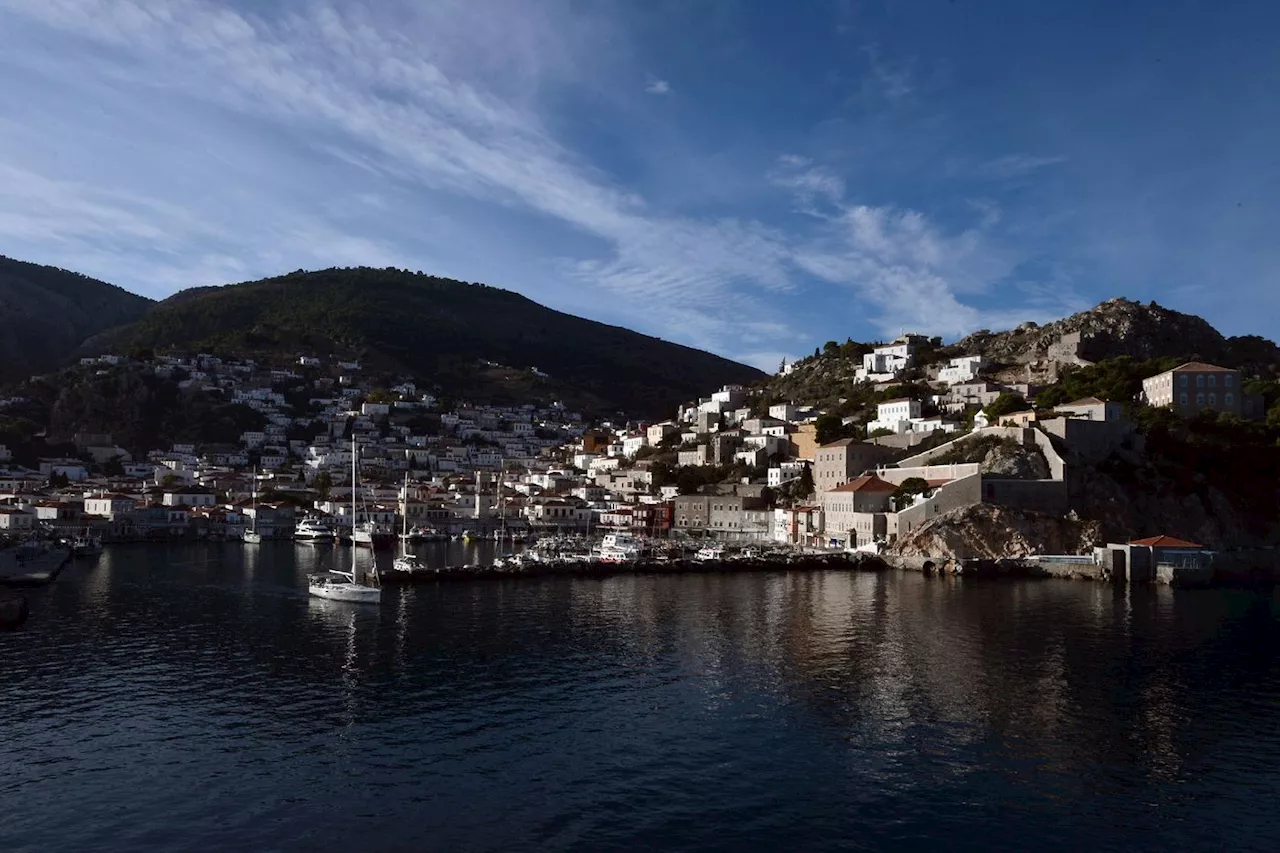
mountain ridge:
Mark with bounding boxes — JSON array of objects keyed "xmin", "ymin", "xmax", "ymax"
[
  {"xmin": 78, "ymin": 266, "xmax": 765, "ymax": 415},
  {"xmin": 0, "ymin": 255, "xmax": 154, "ymax": 382}
]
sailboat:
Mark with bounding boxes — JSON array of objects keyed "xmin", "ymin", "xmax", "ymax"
[
  {"xmin": 242, "ymin": 467, "xmax": 263, "ymax": 544},
  {"xmin": 350, "ymin": 437, "xmax": 394, "ymax": 550},
  {"xmin": 392, "ymin": 470, "xmax": 423, "ymax": 573},
  {"xmin": 308, "ymin": 440, "xmax": 381, "ymax": 604}
]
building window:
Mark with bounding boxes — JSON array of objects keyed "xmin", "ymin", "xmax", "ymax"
[
  {"xmin": 1225, "ymin": 375, "xmax": 1234, "ymax": 388},
  {"xmin": 1179, "ymin": 393, "xmax": 1188, "ymax": 405},
  {"xmin": 1179, "ymin": 375, "xmax": 1188, "ymax": 388},
  {"xmin": 1208, "ymin": 393, "xmax": 1216, "ymax": 406},
  {"xmin": 1196, "ymin": 375, "xmax": 1204, "ymax": 388},
  {"xmin": 1196, "ymin": 393, "xmax": 1205, "ymax": 406},
  {"xmin": 1208, "ymin": 375, "xmax": 1216, "ymax": 387},
  {"xmin": 1225, "ymin": 393, "xmax": 1234, "ymax": 406}
]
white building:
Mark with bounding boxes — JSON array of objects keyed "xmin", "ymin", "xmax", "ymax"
[
  {"xmin": 161, "ymin": 490, "xmax": 217, "ymax": 507},
  {"xmin": 867, "ymin": 399, "xmax": 922, "ymax": 434},
  {"xmin": 646, "ymin": 422, "xmax": 680, "ymax": 445},
  {"xmin": 855, "ymin": 336, "xmax": 923, "ymax": 382},
  {"xmin": 0, "ymin": 507, "xmax": 35, "ymax": 531},
  {"xmin": 85, "ymin": 494, "xmax": 137, "ymax": 520},
  {"xmin": 768, "ymin": 460, "xmax": 809, "ymax": 487},
  {"xmin": 938, "ymin": 355, "xmax": 985, "ymax": 385},
  {"xmin": 621, "ymin": 435, "xmax": 648, "ymax": 458},
  {"xmin": 768, "ymin": 404, "xmax": 800, "ymax": 423}
]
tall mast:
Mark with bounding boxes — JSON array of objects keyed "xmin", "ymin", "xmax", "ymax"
[
  {"xmin": 351, "ymin": 434, "xmax": 360, "ymax": 585},
  {"xmin": 499, "ymin": 458, "xmax": 506, "ymax": 540},
  {"xmin": 401, "ymin": 468, "xmax": 409, "ymax": 555}
]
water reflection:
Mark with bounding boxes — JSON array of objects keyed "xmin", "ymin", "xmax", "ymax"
[{"xmin": 5, "ymin": 545, "xmax": 1280, "ymax": 852}]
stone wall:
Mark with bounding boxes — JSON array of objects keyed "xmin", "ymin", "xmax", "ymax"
[
  {"xmin": 981, "ymin": 478, "xmax": 1069, "ymax": 514},
  {"xmin": 875, "ymin": 463, "xmax": 982, "ymax": 486},
  {"xmin": 896, "ymin": 473, "xmax": 982, "ymax": 536},
  {"xmin": 895, "ymin": 426, "xmax": 1036, "ymax": 468},
  {"xmin": 1039, "ymin": 416, "xmax": 1141, "ymax": 465}
]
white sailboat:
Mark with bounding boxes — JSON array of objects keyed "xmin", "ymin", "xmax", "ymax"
[
  {"xmin": 242, "ymin": 467, "xmax": 263, "ymax": 544},
  {"xmin": 351, "ymin": 441, "xmax": 394, "ymax": 549},
  {"xmin": 309, "ymin": 439, "xmax": 381, "ymax": 604},
  {"xmin": 392, "ymin": 469, "xmax": 422, "ymax": 573}
]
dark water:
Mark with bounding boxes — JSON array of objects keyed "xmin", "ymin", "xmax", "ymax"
[{"xmin": 5, "ymin": 544, "xmax": 1280, "ymax": 852}]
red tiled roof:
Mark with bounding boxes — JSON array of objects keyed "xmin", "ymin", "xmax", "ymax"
[
  {"xmin": 1172, "ymin": 362, "xmax": 1234, "ymax": 373},
  {"xmin": 832, "ymin": 474, "xmax": 897, "ymax": 493},
  {"xmin": 1128, "ymin": 535, "xmax": 1203, "ymax": 549}
]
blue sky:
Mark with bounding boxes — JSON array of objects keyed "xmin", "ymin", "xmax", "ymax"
[{"xmin": 1, "ymin": 0, "xmax": 1277, "ymax": 371}]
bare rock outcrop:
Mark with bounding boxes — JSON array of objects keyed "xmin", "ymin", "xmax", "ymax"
[
  {"xmin": 889, "ymin": 504, "xmax": 1102, "ymax": 560},
  {"xmin": 980, "ymin": 442, "xmax": 1050, "ymax": 479}
]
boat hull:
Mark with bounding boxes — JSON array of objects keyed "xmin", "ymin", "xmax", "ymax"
[
  {"xmin": 308, "ymin": 581, "xmax": 381, "ymax": 603},
  {"xmin": 352, "ymin": 533, "xmax": 395, "ymax": 550}
]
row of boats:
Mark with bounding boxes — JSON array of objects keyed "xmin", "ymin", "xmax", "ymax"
[{"xmin": 291, "ymin": 518, "xmax": 530, "ymax": 546}]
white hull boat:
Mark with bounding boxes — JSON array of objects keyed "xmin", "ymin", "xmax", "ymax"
[
  {"xmin": 308, "ymin": 575, "xmax": 382, "ymax": 603},
  {"xmin": 308, "ymin": 436, "xmax": 381, "ymax": 604}
]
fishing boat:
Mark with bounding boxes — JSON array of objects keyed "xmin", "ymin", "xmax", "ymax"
[
  {"xmin": 71, "ymin": 529, "xmax": 103, "ymax": 557},
  {"xmin": 308, "ymin": 440, "xmax": 381, "ymax": 604},
  {"xmin": 593, "ymin": 532, "xmax": 641, "ymax": 564},
  {"xmin": 242, "ymin": 468, "xmax": 263, "ymax": 544}
]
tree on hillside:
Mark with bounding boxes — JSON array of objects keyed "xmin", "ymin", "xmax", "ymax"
[
  {"xmin": 891, "ymin": 477, "xmax": 932, "ymax": 512},
  {"xmin": 984, "ymin": 391, "xmax": 1028, "ymax": 419},
  {"xmin": 815, "ymin": 413, "xmax": 850, "ymax": 445},
  {"xmin": 313, "ymin": 471, "xmax": 333, "ymax": 500},
  {"xmin": 795, "ymin": 464, "xmax": 814, "ymax": 499}
]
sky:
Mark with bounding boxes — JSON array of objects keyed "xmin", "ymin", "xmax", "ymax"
[{"xmin": 1, "ymin": 0, "xmax": 1277, "ymax": 371}]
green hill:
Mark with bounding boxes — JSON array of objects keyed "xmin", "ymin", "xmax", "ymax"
[
  {"xmin": 0, "ymin": 256, "xmax": 153, "ymax": 381},
  {"xmin": 83, "ymin": 266, "xmax": 763, "ymax": 415}
]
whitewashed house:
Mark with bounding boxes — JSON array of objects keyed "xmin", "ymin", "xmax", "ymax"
[{"xmin": 938, "ymin": 355, "xmax": 986, "ymax": 385}]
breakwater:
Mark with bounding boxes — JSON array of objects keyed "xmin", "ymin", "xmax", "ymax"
[{"xmin": 379, "ymin": 552, "xmax": 878, "ymax": 583}]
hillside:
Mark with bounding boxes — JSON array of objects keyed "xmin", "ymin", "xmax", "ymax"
[
  {"xmin": 953, "ymin": 297, "xmax": 1280, "ymax": 377},
  {"xmin": 0, "ymin": 256, "xmax": 153, "ymax": 382},
  {"xmin": 759, "ymin": 298, "xmax": 1280, "ymax": 411},
  {"xmin": 82, "ymin": 267, "xmax": 763, "ymax": 415}
]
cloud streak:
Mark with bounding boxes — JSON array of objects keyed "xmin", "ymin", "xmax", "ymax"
[
  {"xmin": 645, "ymin": 77, "xmax": 671, "ymax": 95},
  {"xmin": 0, "ymin": 0, "xmax": 796, "ymax": 354},
  {"xmin": 0, "ymin": 0, "xmax": 1099, "ymax": 362}
]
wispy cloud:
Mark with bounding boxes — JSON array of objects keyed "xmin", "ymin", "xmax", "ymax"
[
  {"xmin": 972, "ymin": 154, "xmax": 1066, "ymax": 180},
  {"xmin": 863, "ymin": 44, "xmax": 913, "ymax": 101},
  {"xmin": 0, "ymin": 0, "xmax": 794, "ymax": 355},
  {"xmin": 773, "ymin": 154, "xmax": 1076, "ymax": 338},
  {"xmin": 770, "ymin": 155, "xmax": 845, "ymax": 214},
  {"xmin": 644, "ymin": 76, "xmax": 671, "ymax": 95},
  {"xmin": 0, "ymin": 0, "xmax": 1104, "ymax": 361}
]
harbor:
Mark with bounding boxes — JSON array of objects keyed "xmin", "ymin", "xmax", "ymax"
[{"xmin": 5, "ymin": 542, "xmax": 1280, "ymax": 852}]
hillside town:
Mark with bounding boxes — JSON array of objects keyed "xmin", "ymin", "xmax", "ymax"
[{"xmin": 0, "ymin": 332, "xmax": 1269, "ymax": 560}]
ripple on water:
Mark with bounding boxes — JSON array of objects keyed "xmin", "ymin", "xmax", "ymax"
[{"xmin": 3, "ymin": 549, "xmax": 1280, "ymax": 852}]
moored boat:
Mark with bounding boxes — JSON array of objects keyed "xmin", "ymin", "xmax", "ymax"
[
  {"xmin": 308, "ymin": 436, "xmax": 381, "ymax": 604},
  {"xmin": 295, "ymin": 518, "xmax": 335, "ymax": 543}
]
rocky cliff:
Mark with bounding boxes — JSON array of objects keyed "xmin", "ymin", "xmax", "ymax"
[
  {"xmin": 890, "ymin": 505, "xmax": 1102, "ymax": 560},
  {"xmin": 953, "ymin": 297, "xmax": 1280, "ymax": 375}
]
